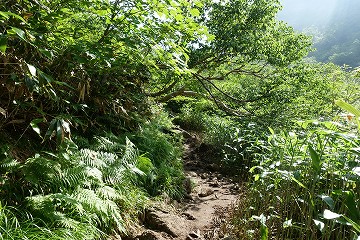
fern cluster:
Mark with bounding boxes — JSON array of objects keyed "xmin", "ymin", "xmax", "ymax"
[
  {"xmin": 22, "ymin": 137, "xmax": 147, "ymax": 236},
  {"xmin": 0, "ymin": 136, "xmax": 149, "ymax": 239},
  {"xmin": 0, "ymin": 109, "xmax": 185, "ymax": 239}
]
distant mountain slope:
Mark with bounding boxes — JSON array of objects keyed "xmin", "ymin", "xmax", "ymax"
[{"xmin": 279, "ymin": 0, "xmax": 360, "ymax": 67}]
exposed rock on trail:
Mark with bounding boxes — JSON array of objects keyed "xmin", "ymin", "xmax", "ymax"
[{"xmin": 129, "ymin": 137, "xmax": 239, "ymax": 240}]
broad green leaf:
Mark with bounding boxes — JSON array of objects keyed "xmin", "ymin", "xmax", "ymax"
[
  {"xmin": 323, "ymin": 209, "xmax": 341, "ymax": 220},
  {"xmin": 318, "ymin": 194, "xmax": 335, "ymax": 210},
  {"xmin": 30, "ymin": 118, "xmax": 44, "ymax": 136},
  {"xmin": 8, "ymin": 27, "xmax": 26, "ymax": 42},
  {"xmin": 342, "ymin": 215, "xmax": 360, "ymax": 233},
  {"xmin": 345, "ymin": 191, "xmax": 360, "ymax": 222},
  {"xmin": 309, "ymin": 145, "xmax": 321, "ymax": 173},
  {"xmin": 190, "ymin": 8, "xmax": 200, "ymax": 17},
  {"xmin": 0, "ymin": 35, "xmax": 7, "ymax": 54},
  {"xmin": 39, "ymin": 70, "xmax": 54, "ymax": 83},
  {"xmin": 335, "ymin": 99, "xmax": 360, "ymax": 116},
  {"xmin": 260, "ymin": 223, "xmax": 268, "ymax": 240},
  {"xmin": 39, "ymin": 48, "xmax": 53, "ymax": 59},
  {"xmin": 26, "ymin": 63, "xmax": 37, "ymax": 76},
  {"xmin": 44, "ymin": 118, "xmax": 57, "ymax": 141},
  {"xmin": 313, "ymin": 219, "xmax": 325, "ymax": 232},
  {"xmin": 24, "ymin": 76, "xmax": 39, "ymax": 92},
  {"xmin": 353, "ymin": 167, "xmax": 360, "ymax": 176}
]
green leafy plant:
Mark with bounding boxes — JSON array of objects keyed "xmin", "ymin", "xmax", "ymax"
[{"xmin": 228, "ymin": 120, "xmax": 359, "ymax": 239}]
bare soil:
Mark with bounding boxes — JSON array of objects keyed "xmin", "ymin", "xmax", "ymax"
[{"xmin": 128, "ymin": 136, "xmax": 240, "ymax": 240}]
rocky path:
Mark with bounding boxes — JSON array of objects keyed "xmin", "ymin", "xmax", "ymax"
[{"xmin": 129, "ymin": 139, "xmax": 239, "ymax": 240}]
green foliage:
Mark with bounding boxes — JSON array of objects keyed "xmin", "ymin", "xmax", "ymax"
[
  {"xmin": 0, "ymin": 136, "xmax": 151, "ymax": 239},
  {"xmin": 2, "ymin": 0, "xmax": 358, "ymax": 238},
  {"xmin": 128, "ymin": 107, "xmax": 185, "ymax": 199},
  {"xmin": 23, "ymin": 138, "xmax": 147, "ymax": 235},
  {"xmin": 229, "ymin": 120, "xmax": 360, "ymax": 239},
  {"xmin": 335, "ymin": 99, "xmax": 360, "ymax": 130},
  {"xmin": 0, "ymin": 201, "xmax": 102, "ymax": 240},
  {"xmin": 0, "ymin": 0, "xmax": 209, "ymax": 140}
]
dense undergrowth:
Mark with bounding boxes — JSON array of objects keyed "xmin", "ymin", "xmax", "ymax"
[
  {"xmin": 171, "ymin": 94, "xmax": 360, "ymax": 240},
  {"xmin": 0, "ymin": 109, "xmax": 184, "ymax": 239},
  {"xmin": 1, "ymin": 0, "xmax": 360, "ymax": 239},
  {"xmin": 229, "ymin": 120, "xmax": 360, "ymax": 240}
]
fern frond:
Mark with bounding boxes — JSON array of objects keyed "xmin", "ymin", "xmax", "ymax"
[
  {"xmin": 78, "ymin": 149, "xmax": 107, "ymax": 168},
  {"xmin": 73, "ymin": 188, "xmax": 126, "ymax": 232},
  {"xmin": 52, "ymin": 166, "xmax": 88, "ymax": 189},
  {"xmin": 92, "ymin": 136, "xmax": 123, "ymax": 152},
  {"xmin": 120, "ymin": 138, "xmax": 138, "ymax": 165},
  {"xmin": 85, "ymin": 167, "xmax": 103, "ymax": 184},
  {"xmin": 22, "ymin": 156, "xmax": 61, "ymax": 188},
  {"xmin": 0, "ymin": 158, "xmax": 20, "ymax": 170},
  {"xmin": 103, "ymin": 166, "xmax": 127, "ymax": 185},
  {"xmin": 95, "ymin": 186, "xmax": 120, "ymax": 200},
  {"xmin": 52, "ymin": 211, "xmax": 82, "ymax": 229},
  {"xmin": 97, "ymin": 151, "xmax": 118, "ymax": 165}
]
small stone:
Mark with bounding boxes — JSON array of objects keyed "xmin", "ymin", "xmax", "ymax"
[
  {"xmin": 187, "ymin": 171, "xmax": 197, "ymax": 177},
  {"xmin": 134, "ymin": 230, "xmax": 166, "ymax": 240},
  {"xmin": 209, "ymin": 181, "xmax": 220, "ymax": 187},
  {"xmin": 198, "ymin": 188, "xmax": 214, "ymax": 197},
  {"xmin": 182, "ymin": 212, "xmax": 196, "ymax": 220},
  {"xmin": 200, "ymin": 174, "xmax": 207, "ymax": 179},
  {"xmin": 187, "ymin": 229, "xmax": 201, "ymax": 239}
]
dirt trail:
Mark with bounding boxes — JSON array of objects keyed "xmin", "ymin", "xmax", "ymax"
[{"xmin": 130, "ymin": 138, "xmax": 239, "ymax": 240}]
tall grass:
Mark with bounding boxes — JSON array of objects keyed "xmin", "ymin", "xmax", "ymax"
[{"xmin": 229, "ymin": 120, "xmax": 360, "ymax": 239}]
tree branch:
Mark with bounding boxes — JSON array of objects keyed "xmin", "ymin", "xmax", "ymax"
[{"xmin": 146, "ymin": 81, "xmax": 178, "ymax": 97}]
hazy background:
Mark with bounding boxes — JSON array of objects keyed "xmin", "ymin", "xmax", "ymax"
[
  {"xmin": 278, "ymin": 0, "xmax": 338, "ymax": 30},
  {"xmin": 278, "ymin": 0, "xmax": 360, "ymax": 67}
]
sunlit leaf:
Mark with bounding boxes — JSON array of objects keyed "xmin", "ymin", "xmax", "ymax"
[
  {"xmin": 283, "ymin": 219, "xmax": 292, "ymax": 228},
  {"xmin": 95, "ymin": 9, "xmax": 109, "ymax": 16},
  {"xmin": 335, "ymin": 99, "xmax": 360, "ymax": 116},
  {"xmin": 0, "ymin": 107, "xmax": 6, "ymax": 117},
  {"xmin": 30, "ymin": 118, "xmax": 44, "ymax": 136},
  {"xmin": 342, "ymin": 215, "xmax": 360, "ymax": 233},
  {"xmin": 291, "ymin": 177, "xmax": 307, "ymax": 189},
  {"xmin": 323, "ymin": 209, "xmax": 341, "ymax": 220},
  {"xmin": 0, "ymin": 11, "xmax": 9, "ymax": 19},
  {"xmin": 190, "ymin": 8, "xmax": 200, "ymax": 17},
  {"xmin": 26, "ymin": 63, "xmax": 37, "ymax": 76},
  {"xmin": 313, "ymin": 219, "xmax": 325, "ymax": 232},
  {"xmin": 2, "ymin": 11, "xmax": 27, "ymax": 22},
  {"xmin": 8, "ymin": 27, "xmax": 27, "ymax": 42},
  {"xmin": 353, "ymin": 167, "xmax": 360, "ymax": 176}
]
